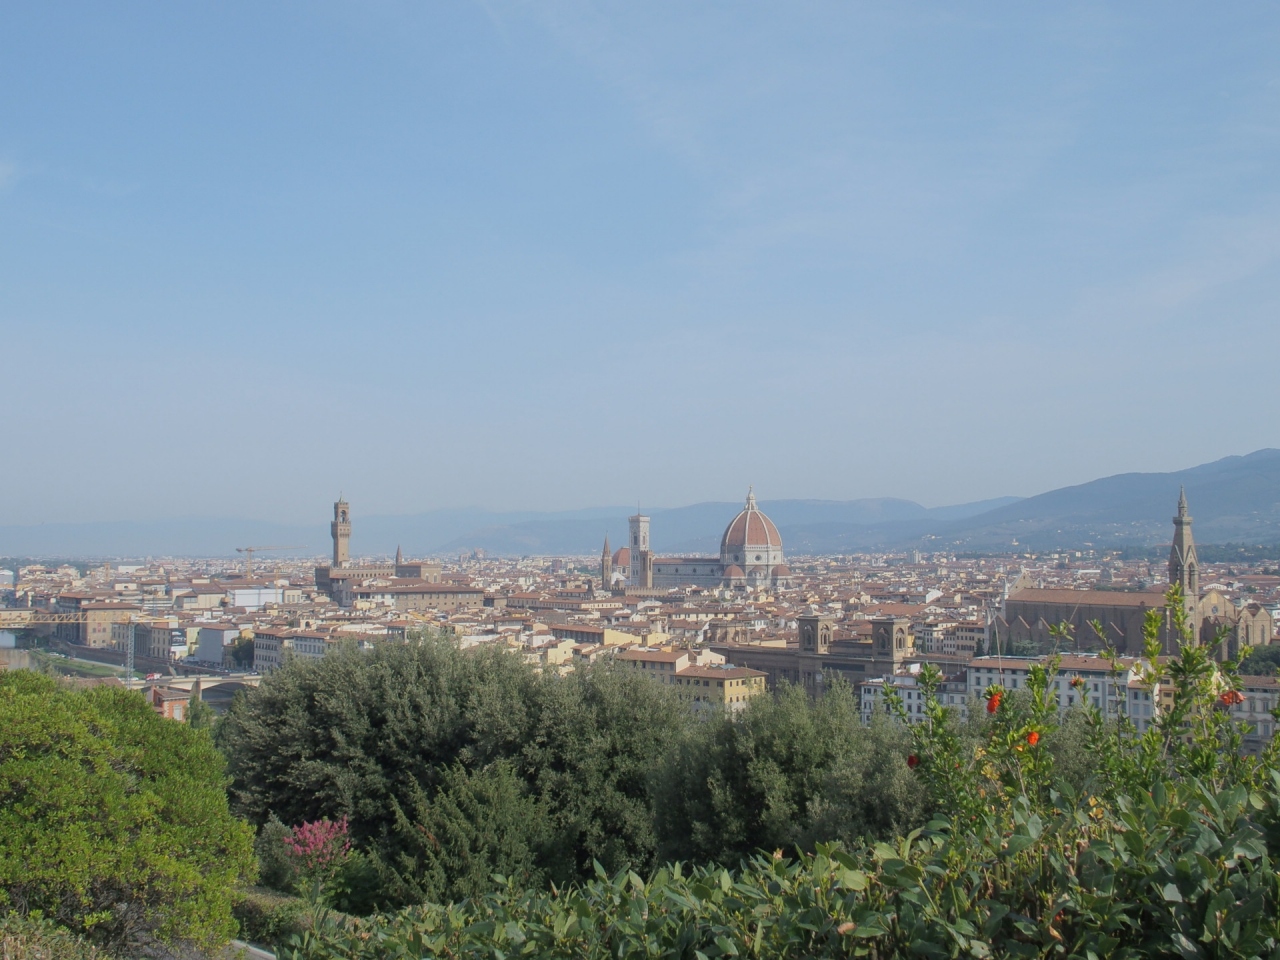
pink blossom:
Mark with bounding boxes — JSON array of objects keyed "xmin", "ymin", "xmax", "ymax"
[{"xmin": 283, "ymin": 816, "xmax": 351, "ymax": 876}]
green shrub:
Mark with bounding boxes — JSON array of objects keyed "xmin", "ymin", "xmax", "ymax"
[
  {"xmin": 376, "ymin": 761, "xmax": 552, "ymax": 905},
  {"xmin": 217, "ymin": 637, "xmax": 694, "ymax": 906},
  {"xmin": 0, "ymin": 915, "xmax": 103, "ymax": 960},
  {"xmin": 0, "ymin": 671, "xmax": 256, "ymax": 954},
  {"xmin": 276, "ymin": 775, "xmax": 1280, "ymax": 960},
  {"xmin": 255, "ymin": 815, "xmax": 297, "ymax": 893},
  {"xmin": 652, "ymin": 680, "xmax": 928, "ymax": 865},
  {"xmin": 278, "ymin": 586, "xmax": 1280, "ymax": 959},
  {"xmin": 1239, "ymin": 644, "xmax": 1280, "ymax": 676},
  {"xmin": 220, "ymin": 635, "xmax": 936, "ymax": 912},
  {"xmin": 232, "ymin": 887, "xmax": 309, "ymax": 947}
]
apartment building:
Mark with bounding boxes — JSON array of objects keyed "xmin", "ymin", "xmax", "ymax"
[{"xmin": 616, "ymin": 646, "xmax": 765, "ymax": 713}]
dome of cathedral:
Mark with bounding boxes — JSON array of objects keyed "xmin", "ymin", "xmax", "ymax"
[
  {"xmin": 719, "ymin": 489, "xmax": 782, "ymax": 556},
  {"xmin": 612, "ymin": 547, "xmax": 631, "ymax": 567},
  {"xmin": 772, "ymin": 564, "xmax": 791, "ymax": 577},
  {"xmin": 723, "ymin": 564, "xmax": 745, "ymax": 579}
]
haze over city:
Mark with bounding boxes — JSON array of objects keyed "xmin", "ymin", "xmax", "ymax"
[
  {"xmin": 9, "ymin": 8, "xmax": 1280, "ymax": 958},
  {"xmin": 4, "ymin": 2, "xmax": 1280, "ymax": 526}
]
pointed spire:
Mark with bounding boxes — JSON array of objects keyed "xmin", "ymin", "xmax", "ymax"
[
  {"xmin": 746, "ymin": 485, "xmax": 757, "ymax": 510},
  {"xmin": 602, "ymin": 534, "xmax": 611, "ymax": 556},
  {"xmin": 1170, "ymin": 488, "xmax": 1199, "ymax": 610},
  {"xmin": 395, "ymin": 544, "xmax": 403, "ymax": 565}
]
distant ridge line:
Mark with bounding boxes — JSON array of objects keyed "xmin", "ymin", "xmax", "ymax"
[{"xmin": 1, "ymin": 449, "xmax": 1278, "ymax": 557}]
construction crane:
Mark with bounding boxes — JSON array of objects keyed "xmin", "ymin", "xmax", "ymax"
[{"xmin": 235, "ymin": 545, "xmax": 303, "ymax": 576}]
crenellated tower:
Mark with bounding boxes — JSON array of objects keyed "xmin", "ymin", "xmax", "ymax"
[{"xmin": 332, "ymin": 498, "xmax": 351, "ymax": 567}]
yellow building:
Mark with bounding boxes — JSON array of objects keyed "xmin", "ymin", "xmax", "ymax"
[
  {"xmin": 616, "ymin": 647, "xmax": 767, "ymax": 714},
  {"xmin": 673, "ymin": 664, "xmax": 767, "ymax": 714}
]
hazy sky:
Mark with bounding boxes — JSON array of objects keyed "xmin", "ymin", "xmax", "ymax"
[{"xmin": 3, "ymin": 2, "xmax": 1279, "ymax": 525}]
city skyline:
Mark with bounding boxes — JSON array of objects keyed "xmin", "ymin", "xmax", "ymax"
[
  {"xmin": 3, "ymin": 3, "xmax": 1280, "ymax": 525},
  {"xmin": 2, "ymin": 448, "xmax": 1279, "ymax": 559}
]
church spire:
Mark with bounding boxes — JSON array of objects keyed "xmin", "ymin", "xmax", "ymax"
[
  {"xmin": 600, "ymin": 534, "xmax": 613, "ymax": 590},
  {"xmin": 1169, "ymin": 488, "xmax": 1199, "ymax": 627},
  {"xmin": 395, "ymin": 544, "xmax": 403, "ymax": 565}
]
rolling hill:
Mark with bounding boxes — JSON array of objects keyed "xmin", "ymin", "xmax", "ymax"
[{"xmin": 1, "ymin": 450, "xmax": 1277, "ymax": 559}]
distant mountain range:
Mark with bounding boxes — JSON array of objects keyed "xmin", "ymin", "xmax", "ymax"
[
  {"xmin": 779, "ymin": 450, "xmax": 1280, "ymax": 554},
  {"xmin": 2, "ymin": 450, "xmax": 1278, "ymax": 560}
]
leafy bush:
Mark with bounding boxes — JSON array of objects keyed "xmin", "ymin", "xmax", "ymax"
[
  {"xmin": 280, "ymin": 586, "xmax": 1280, "ymax": 959},
  {"xmin": 0, "ymin": 671, "xmax": 256, "ymax": 954},
  {"xmin": 1239, "ymin": 644, "xmax": 1280, "ymax": 676},
  {"xmin": 277, "ymin": 775, "xmax": 1280, "ymax": 960},
  {"xmin": 232, "ymin": 887, "xmax": 310, "ymax": 947},
  {"xmin": 220, "ymin": 635, "xmax": 939, "ymax": 910},
  {"xmin": 653, "ymin": 680, "xmax": 928, "ymax": 865},
  {"xmin": 217, "ymin": 637, "xmax": 696, "ymax": 906},
  {"xmin": 378, "ymin": 760, "xmax": 553, "ymax": 905},
  {"xmin": 255, "ymin": 815, "xmax": 298, "ymax": 892},
  {"xmin": 0, "ymin": 914, "xmax": 103, "ymax": 960}
]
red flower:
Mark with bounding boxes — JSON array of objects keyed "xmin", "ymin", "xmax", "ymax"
[
  {"xmin": 986, "ymin": 691, "xmax": 1002, "ymax": 714},
  {"xmin": 1070, "ymin": 677, "xmax": 1085, "ymax": 689},
  {"xmin": 1219, "ymin": 690, "xmax": 1245, "ymax": 707},
  {"xmin": 907, "ymin": 754, "xmax": 920, "ymax": 769},
  {"xmin": 1026, "ymin": 731, "xmax": 1040, "ymax": 746}
]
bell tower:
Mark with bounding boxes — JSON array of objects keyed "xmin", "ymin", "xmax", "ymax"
[
  {"xmin": 332, "ymin": 498, "xmax": 351, "ymax": 568},
  {"xmin": 629, "ymin": 512, "xmax": 652, "ymax": 589},
  {"xmin": 601, "ymin": 535, "xmax": 613, "ymax": 590},
  {"xmin": 871, "ymin": 617, "xmax": 912, "ymax": 668},
  {"xmin": 798, "ymin": 614, "xmax": 833, "ymax": 654},
  {"xmin": 1168, "ymin": 487, "xmax": 1199, "ymax": 629}
]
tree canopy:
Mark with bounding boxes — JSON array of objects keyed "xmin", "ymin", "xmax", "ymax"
[
  {"xmin": 217, "ymin": 637, "xmax": 938, "ymax": 909},
  {"xmin": 652, "ymin": 681, "xmax": 925, "ymax": 865},
  {"xmin": 217, "ymin": 637, "xmax": 699, "ymax": 906},
  {"xmin": 0, "ymin": 671, "xmax": 255, "ymax": 954},
  {"xmin": 1240, "ymin": 644, "xmax": 1280, "ymax": 675}
]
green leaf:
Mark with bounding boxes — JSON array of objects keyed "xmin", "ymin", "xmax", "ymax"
[
  {"xmin": 839, "ymin": 869, "xmax": 868, "ymax": 891},
  {"xmin": 1231, "ymin": 836, "xmax": 1266, "ymax": 860},
  {"xmin": 1171, "ymin": 932, "xmax": 1203, "ymax": 959},
  {"xmin": 852, "ymin": 923, "xmax": 889, "ymax": 938},
  {"xmin": 908, "ymin": 938, "xmax": 947, "ymax": 957},
  {"xmin": 1004, "ymin": 834, "xmax": 1036, "ymax": 856},
  {"xmin": 715, "ymin": 935, "xmax": 740, "ymax": 956}
]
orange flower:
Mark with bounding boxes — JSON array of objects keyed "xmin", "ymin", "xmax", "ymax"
[
  {"xmin": 1026, "ymin": 731, "xmax": 1040, "ymax": 746},
  {"xmin": 986, "ymin": 691, "xmax": 1002, "ymax": 714},
  {"xmin": 1219, "ymin": 690, "xmax": 1245, "ymax": 707}
]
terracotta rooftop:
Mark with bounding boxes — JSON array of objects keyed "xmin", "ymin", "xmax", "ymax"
[{"xmin": 1008, "ymin": 588, "xmax": 1166, "ymax": 607}]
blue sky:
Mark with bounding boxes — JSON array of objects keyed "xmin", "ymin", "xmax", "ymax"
[{"xmin": 3, "ymin": 2, "xmax": 1278, "ymax": 525}]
